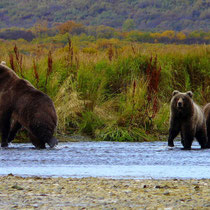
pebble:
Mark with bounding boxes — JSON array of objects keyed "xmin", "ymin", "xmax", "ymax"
[{"xmin": 0, "ymin": 176, "xmax": 209, "ymax": 209}]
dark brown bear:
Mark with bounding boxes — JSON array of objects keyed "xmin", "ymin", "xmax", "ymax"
[
  {"xmin": 168, "ymin": 90, "xmax": 207, "ymax": 150},
  {"xmin": 204, "ymin": 103, "xmax": 210, "ymax": 148},
  {"xmin": 0, "ymin": 62, "xmax": 58, "ymax": 149}
]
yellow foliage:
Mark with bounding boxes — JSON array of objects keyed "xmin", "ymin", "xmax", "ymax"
[
  {"xmin": 204, "ymin": 35, "xmax": 210, "ymax": 40},
  {"xmin": 176, "ymin": 32, "xmax": 186, "ymax": 40},
  {"xmin": 151, "ymin": 32, "xmax": 162, "ymax": 39},
  {"xmin": 161, "ymin": 30, "xmax": 175, "ymax": 39}
]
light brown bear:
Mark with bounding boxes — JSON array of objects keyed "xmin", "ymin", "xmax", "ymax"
[
  {"xmin": 204, "ymin": 103, "xmax": 210, "ymax": 148},
  {"xmin": 0, "ymin": 62, "xmax": 58, "ymax": 149},
  {"xmin": 168, "ymin": 90, "xmax": 207, "ymax": 150}
]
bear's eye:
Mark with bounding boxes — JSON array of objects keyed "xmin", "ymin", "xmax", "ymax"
[{"xmin": 174, "ymin": 98, "xmax": 179, "ymax": 103}]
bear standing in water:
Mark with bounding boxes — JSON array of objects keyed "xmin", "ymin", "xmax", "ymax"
[
  {"xmin": 168, "ymin": 90, "xmax": 207, "ymax": 150},
  {"xmin": 0, "ymin": 62, "xmax": 58, "ymax": 149},
  {"xmin": 204, "ymin": 103, "xmax": 210, "ymax": 148}
]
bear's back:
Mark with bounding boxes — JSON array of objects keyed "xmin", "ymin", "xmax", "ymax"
[{"xmin": 0, "ymin": 64, "xmax": 20, "ymax": 88}]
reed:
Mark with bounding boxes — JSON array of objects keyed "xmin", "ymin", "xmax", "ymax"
[
  {"xmin": 146, "ymin": 56, "xmax": 161, "ymax": 118},
  {"xmin": 45, "ymin": 50, "xmax": 53, "ymax": 91},
  {"xmin": 33, "ymin": 59, "xmax": 39, "ymax": 88},
  {"xmin": 9, "ymin": 53, "xmax": 15, "ymax": 71},
  {"xmin": 107, "ymin": 45, "xmax": 114, "ymax": 61},
  {"xmin": 68, "ymin": 36, "xmax": 74, "ymax": 66},
  {"xmin": 13, "ymin": 44, "xmax": 24, "ymax": 78}
]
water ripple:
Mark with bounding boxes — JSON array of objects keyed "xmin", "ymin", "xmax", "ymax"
[{"xmin": 0, "ymin": 140, "xmax": 209, "ymax": 179}]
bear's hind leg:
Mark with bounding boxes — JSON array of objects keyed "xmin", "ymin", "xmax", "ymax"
[
  {"xmin": 181, "ymin": 132, "xmax": 184, "ymax": 146},
  {"xmin": 195, "ymin": 128, "xmax": 207, "ymax": 149},
  {"xmin": 206, "ymin": 136, "xmax": 210, "ymax": 148},
  {"xmin": 8, "ymin": 121, "xmax": 22, "ymax": 143},
  {"xmin": 206, "ymin": 119, "xmax": 210, "ymax": 148}
]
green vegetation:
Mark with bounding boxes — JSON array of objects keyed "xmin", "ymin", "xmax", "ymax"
[
  {"xmin": 0, "ymin": 35, "xmax": 209, "ymax": 142},
  {"xmin": 0, "ymin": 0, "xmax": 210, "ymax": 31},
  {"xmin": 0, "ymin": 23, "xmax": 210, "ymax": 44},
  {"xmin": 0, "ymin": 20, "xmax": 209, "ymax": 45}
]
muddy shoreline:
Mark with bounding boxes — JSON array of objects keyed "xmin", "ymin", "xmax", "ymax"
[{"xmin": 0, "ymin": 175, "xmax": 209, "ymax": 209}]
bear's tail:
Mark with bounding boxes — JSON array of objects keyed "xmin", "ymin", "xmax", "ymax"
[{"xmin": 47, "ymin": 137, "xmax": 58, "ymax": 148}]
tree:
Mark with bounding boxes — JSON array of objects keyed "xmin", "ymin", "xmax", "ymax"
[
  {"xmin": 176, "ymin": 32, "xmax": 186, "ymax": 40},
  {"xmin": 161, "ymin": 30, "xmax": 176, "ymax": 39},
  {"xmin": 57, "ymin": 21, "xmax": 85, "ymax": 35},
  {"xmin": 96, "ymin": 25, "xmax": 115, "ymax": 39},
  {"xmin": 32, "ymin": 20, "xmax": 49, "ymax": 37},
  {"xmin": 122, "ymin": 19, "xmax": 136, "ymax": 32}
]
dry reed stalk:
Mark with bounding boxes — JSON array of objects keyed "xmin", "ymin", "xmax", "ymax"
[
  {"xmin": 9, "ymin": 53, "xmax": 15, "ymax": 72},
  {"xmin": 68, "ymin": 36, "xmax": 74, "ymax": 66},
  {"xmin": 14, "ymin": 44, "xmax": 19, "ymax": 61},
  {"xmin": 13, "ymin": 44, "xmax": 24, "ymax": 77},
  {"xmin": 45, "ymin": 50, "xmax": 53, "ymax": 91},
  {"xmin": 131, "ymin": 45, "xmax": 136, "ymax": 54},
  {"xmin": 33, "ymin": 59, "xmax": 39, "ymax": 88},
  {"xmin": 132, "ymin": 80, "xmax": 136, "ymax": 105},
  {"xmin": 115, "ymin": 48, "xmax": 119, "ymax": 59},
  {"xmin": 75, "ymin": 53, "xmax": 79, "ymax": 70},
  {"xmin": 146, "ymin": 55, "xmax": 161, "ymax": 118},
  {"xmin": 107, "ymin": 45, "xmax": 114, "ymax": 61},
  {"xmin": 130, "ymin": 80, "xmax": 137, "ymax": 123}
]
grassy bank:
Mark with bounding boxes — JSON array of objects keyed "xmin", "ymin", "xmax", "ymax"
[{"xmin": 0, "ymin": 37, "xmax": 209, "ymax": 141}]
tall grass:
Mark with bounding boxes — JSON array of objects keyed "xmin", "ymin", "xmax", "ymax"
[{"xmin": 0, "ymin": 37, "xmax": 209, "ymax": 141}]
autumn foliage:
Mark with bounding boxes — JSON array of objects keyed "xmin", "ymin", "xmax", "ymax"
[{"xmin": 57, "ymin": 21, "xmax": 85, "ymax": 35}]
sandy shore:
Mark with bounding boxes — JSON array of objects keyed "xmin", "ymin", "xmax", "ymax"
[{"xmin": 0, "ymin": 175, "xmax": 209, "ymax": 209}]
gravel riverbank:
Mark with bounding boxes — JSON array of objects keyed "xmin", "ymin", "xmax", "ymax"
[{"xmin": 0, "ymin": 175, "xmax": 209, "ymax": 209}]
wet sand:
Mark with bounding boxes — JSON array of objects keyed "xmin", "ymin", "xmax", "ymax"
[{"xmin": 0, "ymin": 175, "xmax": 209, "ymax": 209}]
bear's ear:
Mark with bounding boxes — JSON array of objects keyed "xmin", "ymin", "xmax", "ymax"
[
  {"xmin": 186, "ymin": 91, "xmax": 193, "ymax": 98},
  {"xmin": 0, "ymin": 61, "xmax": 6, "ymax": 65},
  {"xmin": 172, "ymin": 90, "xmax": 179, "ymax": 96}
]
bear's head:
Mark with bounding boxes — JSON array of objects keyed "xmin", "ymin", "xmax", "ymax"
[{"xmin": 171, "ymin": 90, "xmax": 194, "ymax": 115}]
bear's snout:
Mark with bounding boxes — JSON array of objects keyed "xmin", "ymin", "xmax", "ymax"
[{"xmin": 177, "ymin": 98, "xmax": 183, "ymax": 108}]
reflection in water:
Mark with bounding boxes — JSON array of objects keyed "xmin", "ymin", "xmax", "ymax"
[{"xmin": 0, "ymin": 141, "xmax": 209, "ymax": 179}]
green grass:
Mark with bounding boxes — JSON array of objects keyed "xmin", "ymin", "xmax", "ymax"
[{"xmin": 0, "ymin": 38, "xmax": 209, "ymax": 142}]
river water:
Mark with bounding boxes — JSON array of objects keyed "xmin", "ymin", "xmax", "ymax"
[{"xmin": 0, "ymin": 141, "xmax": 209, "ymax": 179}]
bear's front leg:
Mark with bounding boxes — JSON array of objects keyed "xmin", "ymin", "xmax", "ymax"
[
  {"xmin": 181, "ymin": 130, "xmax": 194, "ymax": 150},
  {"xmin": 168, "ymin": 120, "xmax": 180, "ymax": 147},
  {"xmin": 1, "ymin": 141, "xmax": 8, "ymax": 147},
  {"xmin": 168, "ymin": 128, "xmax": 180, "ymax": 147},
  {"xmin": 29, "ymin": 133, "xmax": 46, "ymax": 149},
  {"xmin": 1, "ymin": 112, "xmax": 12, "ymax": 147},
  {"xmin": 180, "ymin": 132, "xmax": 184, "ymax": 146}
]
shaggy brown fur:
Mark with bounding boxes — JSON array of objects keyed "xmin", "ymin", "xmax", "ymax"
[
  {"xmin": 168, "ymin": 90, "xmax": 207, "ymax": 150},
  {"xmin": 0, "ymin": 63, "xmax": 58, "ymax": 149},
  {"xmin": 204, "ymin": 103, "xmax": 210, "ymax": 148}
]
